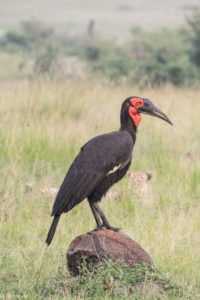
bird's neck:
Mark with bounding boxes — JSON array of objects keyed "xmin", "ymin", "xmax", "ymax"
[{"xmin": 120, "ymin": 112, "xmax": 137, "ymax": 141}]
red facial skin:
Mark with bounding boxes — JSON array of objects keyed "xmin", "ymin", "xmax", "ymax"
[{"xmin": 128, "ymin": 98, "xmax": 144, "ymax": 128}]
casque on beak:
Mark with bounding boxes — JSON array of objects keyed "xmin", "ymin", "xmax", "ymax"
[{"xmin": 137, "ymin": 98, "xmax": 173, "ymax": 125}]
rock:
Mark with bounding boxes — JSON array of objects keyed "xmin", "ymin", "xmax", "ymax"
[
  {"xmin": 128, "ymin": 171, "xmax": 153, "ymax": 203},
  {"xmin": 24, "ymin": 183, "xmax": 34, "ymax": 193},
  {"xmin": 40, "ymin": 187, "xmax": 58, "ymax": 196},
  {"xmin": 105, "ymin": 190, "xmax": 123, "ymax": 201},
  {"xmin": 67, "ymin": 229, "xmax": 152, "ymax": 276}
]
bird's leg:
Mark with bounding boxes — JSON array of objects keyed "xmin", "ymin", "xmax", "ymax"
[
  {"xmin": 88, "ymin": 201, "xmax": 102, "ymax": 228},
  {"xmin": 93, "ymin": 203, "xmax": 120, "ymax": 232}
]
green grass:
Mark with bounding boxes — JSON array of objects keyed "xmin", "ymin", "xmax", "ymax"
[
  {"xmin": 68, "ymin": 260, "xmax": 182, "ymax": 299},
  {"xmin": 0, "ymin": 80, "xmax": 200, "ymax": 299}
]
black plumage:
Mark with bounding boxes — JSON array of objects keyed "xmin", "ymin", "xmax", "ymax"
[{"xmin": 46, "ymin": 97, "xmax": 172, "ymax": 245}]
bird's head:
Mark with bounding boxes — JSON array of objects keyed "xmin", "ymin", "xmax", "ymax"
[{"xmin": 122, "ymin": 96, "xmax": 173, "ymax": 128}]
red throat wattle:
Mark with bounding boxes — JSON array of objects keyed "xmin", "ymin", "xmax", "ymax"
[{"xmin": 128, "ymin": 106, "xmax": 141, "ymax": 128}]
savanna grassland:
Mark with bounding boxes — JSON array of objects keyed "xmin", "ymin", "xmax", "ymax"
[{"xmin": 0, "ymin": 80, "xmax": 200, "ymax": 299}]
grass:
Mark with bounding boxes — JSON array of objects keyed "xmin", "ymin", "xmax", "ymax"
[
  {"xmin": 0, "ymin": 52, "xmax": 33, "ymax": 80},
  {"xmin": 0, "ymin": 79, "xmax": 200, "ymax": 299},
  {"xmin": 68, "ymin": 260, "xmax": 182, "ymax": 299}
]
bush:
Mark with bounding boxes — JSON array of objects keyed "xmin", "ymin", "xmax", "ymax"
[
  {"xmin": 21, "ymin": 18, "xmax": 54, "ymax": 42},
  {"xmin": 82, "ymin": 39, "xmax": 131, "ymax": 81},
  {"xmin": 129, "ymin": 27, "xmax": 196, "ymax": 86},
  {"xmin": 0, "ymin": 19, "xmax": 55, "ymax": 54},
  {"xmin": 186, "ymin": 8, "xmax": 200, "ymax": 67},
  {"xmin": 33, "ymin": 45, "xmax": 60, "ymax": 77}
]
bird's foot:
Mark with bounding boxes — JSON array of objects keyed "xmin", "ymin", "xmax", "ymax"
[
  {"xmin": 94, "ymin": 224, "xmax": 104, "ymax": 231},
  {"xmin": 104, "ymin": 224, "xmax": 121, "ymax": 232},
  {"xmin": 94, "ymin": 224, "xmax": 120, "ymax": 232}
]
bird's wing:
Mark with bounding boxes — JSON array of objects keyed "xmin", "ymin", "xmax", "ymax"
[{"xmin": 51, "ymin": 131, "xmax": 133, "ymax": 216}]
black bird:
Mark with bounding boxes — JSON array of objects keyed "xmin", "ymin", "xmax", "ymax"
[{"xmin": 46, "ymin": 97, "xmax": 172, "ymax": 245}]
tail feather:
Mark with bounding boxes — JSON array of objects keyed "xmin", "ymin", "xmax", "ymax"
[{"xmin": 46, "ymin": 215, "xmax": 60, "ymax": 246}]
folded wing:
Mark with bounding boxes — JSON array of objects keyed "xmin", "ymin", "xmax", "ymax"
[{"xmin": 51, "ymin": 131, "xmax": 133, "ymax": 216}]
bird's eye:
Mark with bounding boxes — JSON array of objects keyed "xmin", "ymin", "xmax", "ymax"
[{"xmin": 130, "ymin": 98, "xmax": 143, "ymax": 107}]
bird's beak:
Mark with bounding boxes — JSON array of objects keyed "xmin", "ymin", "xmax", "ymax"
[{"xmin": 138, "ymin": 98, "xmax": 173, "ymax": 125}]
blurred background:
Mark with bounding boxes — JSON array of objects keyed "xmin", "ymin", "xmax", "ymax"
[
  {"xmin": 0, "ymin": 0, "xmax": 200, "ymax": 86},
  {"xmin": 1, "ymin": 1, "xmax": 200, "ymax": 299}
]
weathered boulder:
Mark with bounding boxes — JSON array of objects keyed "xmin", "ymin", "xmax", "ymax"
[
  {"xmin": 67, "ymin": 229, "xmax": 152, "ymax": 276},
  {"xmin": 128, "ymin": 171, "xmax": 153, "ymax": 203}
]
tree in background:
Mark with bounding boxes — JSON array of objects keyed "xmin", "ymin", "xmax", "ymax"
[
  {"xmin": 187, "ymin": 9, "xmax": 200, "ymax": 67},
  {"xmin": 33, "ymin": 45, "xmax": 59, "ymax": 77}
]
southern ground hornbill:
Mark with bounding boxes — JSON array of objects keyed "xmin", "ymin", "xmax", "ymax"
[{"xmin": 46, "ymin": 97, "xmax": 172, "ymax": 245}]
